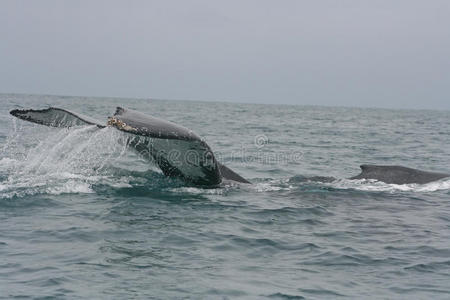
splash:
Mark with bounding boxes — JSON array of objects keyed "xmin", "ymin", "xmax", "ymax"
[
  {"xmin": 0, "ymin": 124, "xmax": 151, "ymax": 199},
  {"xmin": 251, "ymin": 176, "xmax": 450, "ymax": 195}
]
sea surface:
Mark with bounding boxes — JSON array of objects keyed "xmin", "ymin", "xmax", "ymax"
[{"xmin": 1, "ymin": 94, "xmax": 449, "ymax": 299}]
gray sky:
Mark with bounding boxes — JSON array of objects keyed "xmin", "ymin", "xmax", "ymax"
[{"xmin": 1, "ymin": 0, "xmax": 449, "ymax": 109}]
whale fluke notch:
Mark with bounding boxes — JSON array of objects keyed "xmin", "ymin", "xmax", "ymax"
[
  {"xmin": 350, "ymin": 164, "xmax": 449, "ymax": 184},
  {"xmin": 10, "ymin": 107, "xmax": 104, "ymax": 128}
]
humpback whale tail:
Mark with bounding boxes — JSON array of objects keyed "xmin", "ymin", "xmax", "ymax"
[{"xmin": 9, "ymin": 107, "xmax": 250, "ymax": 185}]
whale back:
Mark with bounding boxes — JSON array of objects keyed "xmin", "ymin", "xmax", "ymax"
[{"xmin": 350, "ymin": 165, "xmax": 449, "ymax": 184}]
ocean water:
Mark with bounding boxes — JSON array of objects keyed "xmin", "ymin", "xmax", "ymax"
[{"xmin": 1, "ymin": 93, "xmax": 449, "ymax": 299}]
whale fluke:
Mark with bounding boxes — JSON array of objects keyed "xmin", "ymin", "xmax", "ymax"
[
  {"xmin": 350, "ymin": 165, "xmax": 449, "ymax": 184},
  {"xmin": 10, "ymin": 107, "xmax": 104, "ymax": 128},
  {"xmin": 10, "ymin": 106, "xmax": 250, "ymax": 186}
]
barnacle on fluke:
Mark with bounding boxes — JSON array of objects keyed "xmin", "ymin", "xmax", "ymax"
[{"xmin": 107, "ymin": 117, "xmax": 137, "ymax": 133}]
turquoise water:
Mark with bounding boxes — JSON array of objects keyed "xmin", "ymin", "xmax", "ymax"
[{"xmin": 1, "ymin": 94, "xmax": 450, "ymax": 299}]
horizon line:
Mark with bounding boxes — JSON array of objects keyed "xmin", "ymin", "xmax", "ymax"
[{"xmin": 1, "ymin": 91, "xmax": 448, "ymax": 113}]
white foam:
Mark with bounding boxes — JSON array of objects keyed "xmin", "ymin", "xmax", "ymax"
[
  {"xmin": 168, "ymin": 186, "xmax": 225, "ymax": 195},
  {"xmin": 328, "ymin": 178, "xmax": 450, "ymax": 193},
  {"xmin": 254, "ymin": 183, "xmax": 284, "ymax": 192},
  {"xmin": 247, "ymin": 177, "xmax": 450, "ymax": 195},
  {"xmin": 46, "ymin": 180, "xmax": 94, "ymax": 195},
  {"xmin": 251, "ymin": 178, "xmax": 294, "ymax": 192}
]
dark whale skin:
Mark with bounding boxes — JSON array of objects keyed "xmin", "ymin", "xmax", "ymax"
[
  {"xmin": 110, "ymin": 107, "xmax": 250, "ymax": 185},
  {"xmin": 350, "ymin": 165, "xmax": 449, "ymax": 184},
  {"xmin": 10, "ymin": 107, "xmax": 104, "ymax": 128}
]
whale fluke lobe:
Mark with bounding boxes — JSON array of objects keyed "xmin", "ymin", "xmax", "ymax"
[
  {"xmin": 10, "ymin": 107, "xmax": 104, "ymax": 128},
  {"xmin": 350, "ymin": 165, "xmax": 449, "ymax": 184},
  {"xmin": 109, "ymin": 107, "xmax": 201, "ymax": 141}
]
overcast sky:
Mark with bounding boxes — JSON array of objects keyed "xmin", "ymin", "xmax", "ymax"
[{"xmin": 1, "ymin": 0, "xmax": 449, "ymax": 109}]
